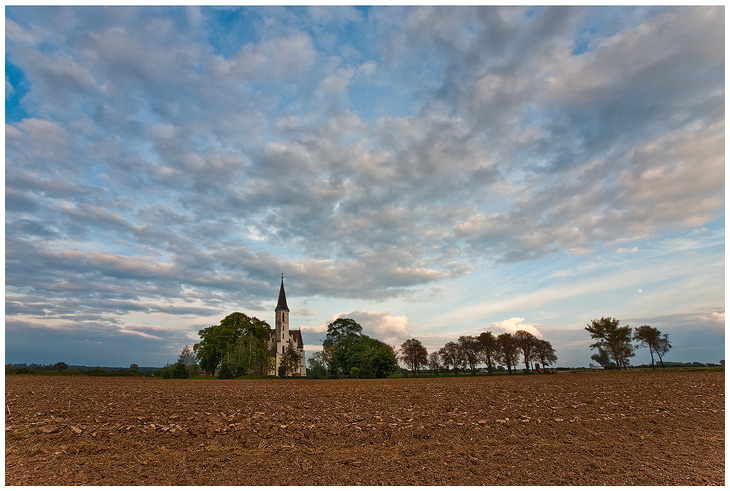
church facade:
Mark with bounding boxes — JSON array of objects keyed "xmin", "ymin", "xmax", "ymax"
[{"xmin": 267, "ymin": 276, "xmax": 307, "ymax": 377}]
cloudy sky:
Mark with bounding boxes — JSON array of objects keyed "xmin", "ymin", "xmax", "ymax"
[{"xmin": 5, "ymin": 6, "xmax": 725, "ymax": 368}]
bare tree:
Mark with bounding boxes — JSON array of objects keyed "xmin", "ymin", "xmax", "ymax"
[{"xmin": 399, "ymin": 338, "xmax": 429, "ymax": 376}]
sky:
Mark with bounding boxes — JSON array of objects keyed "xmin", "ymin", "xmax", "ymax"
[{"xmin": 4, "ymin": 5, "xmax": 725, "ymax": 368}]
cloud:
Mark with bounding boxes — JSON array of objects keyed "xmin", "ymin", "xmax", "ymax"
[
  {"xmin": 699, "ymin": 312, "xmax": 725, "ymax": 328},
  {"xmin": 4, "ymin": 6, "xmax": 723, "ymax": 366},
  {"xmin": 486, "ymin": 317, "xmax": 542, "ymax": 337},
  {"xmin": 301, "ymin": 311, "xmax": 411, "ymax": 347}
]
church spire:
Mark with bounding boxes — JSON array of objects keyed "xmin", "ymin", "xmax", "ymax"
[{"xmin": 276, "ymin": 274, "xmax": 289, "ymax": 311}]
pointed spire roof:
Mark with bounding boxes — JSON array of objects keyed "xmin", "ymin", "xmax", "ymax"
[{"xmin": 276, "ymin": 274, "xmax": 289, "ymax": 311}]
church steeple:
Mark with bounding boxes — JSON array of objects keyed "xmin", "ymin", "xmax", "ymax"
[{"xmin": 276, "ymin": 274, "xmax": 289, "ymax": 312}]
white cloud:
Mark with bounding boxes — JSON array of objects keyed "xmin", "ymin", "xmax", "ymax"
[
  {"xmin": 486, "ymin": 317, "xmax": 542, "ymax": 337},
  {"xmin": 699, "ymin": 312, "xmax": 725, "ymax": 327}
]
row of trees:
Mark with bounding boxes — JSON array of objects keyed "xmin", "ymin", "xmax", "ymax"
[
  {"xmin": 307, "ymin": 318, "xmax": 399, "ymax": 379},
  {"xmin": 586, "ymin": 317, "xmax": 672, "ymax": 369},
  {"xmin": 399, "ymin": 330, "xmax": 558, "ymax": 376}
]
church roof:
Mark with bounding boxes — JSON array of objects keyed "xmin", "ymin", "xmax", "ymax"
[{"xmin": 276, "ymin": 276, "xmax": 289, "ymax": 311}]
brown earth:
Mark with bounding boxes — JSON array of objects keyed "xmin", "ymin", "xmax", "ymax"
[{"xmin": 5, "ymin": 370, "xmax": 724, "ymax": 486}]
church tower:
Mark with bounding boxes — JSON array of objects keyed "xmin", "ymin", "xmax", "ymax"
[{"xmin": 275, "ymin": 274, "xmax": 290, "ymax": 348}]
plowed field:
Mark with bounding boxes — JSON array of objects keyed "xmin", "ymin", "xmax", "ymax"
[{"xmin": 5, "ymin": 371, "xmax": 724, "ymax": 485}]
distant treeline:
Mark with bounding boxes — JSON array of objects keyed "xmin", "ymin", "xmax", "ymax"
[{"xmin": 5, "ymin": 362, "xmax": 163, "ymax": 376}]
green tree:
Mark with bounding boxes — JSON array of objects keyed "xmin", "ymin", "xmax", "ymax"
[
  {"xmin": 399, "ymin": 338, "xmax": 428, "ymax": 376},
  {"xmin": 53, "ymin": 361, "xmax": 69, "ymax": 371},
  {"xmin": 359, "ymin": 341, "xmax": 399, "ymax": 379},
  {"xmin": 172, "ymin": 345, "xmax": 194, "ymax": 379},
  {"xmin": 307, "ymin": 351, "xmax": 329, "ymax": 379},
  {"xmin": 322, "ymin": 318, "xmax": 364, "ymax": 376},
  {"xmin": 280, "ymin": 339, "xmax": 301, "ymax": 377},
  {"xmin": 590, "ymin": 346, "xmax": 615, "ymax": 368},
  {"xmin": 585, "ymin": 317, "xmax": 634, "ymax": 369},
  {"xmin": 195, "ymin": 312, "xmax": 271, "ymax": 376},
  {"xmin": 496, "ymin": 333, "xmax": 520, "ymax": 374},
  {"xmin": 477, "ymin": 331, "xmax": 498, "ymax": 374},
  {"xmin": 514, "ymin": 330, "xmax": 538, "ymax": 372}
]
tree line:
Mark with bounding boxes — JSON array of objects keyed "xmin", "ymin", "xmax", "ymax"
[
  {"xmin": 398, "ymin": 330, "xmax": 558, "ymax": 376},
  {"xmin": 586, "ymin": 317, "xmax": 672, "ymax": 369}
]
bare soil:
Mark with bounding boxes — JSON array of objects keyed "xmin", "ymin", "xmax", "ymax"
[{"xmin": 5, "ymin": 370, "xmax": 724, "ymax": 485}]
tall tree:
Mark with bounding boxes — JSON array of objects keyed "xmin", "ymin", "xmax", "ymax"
[
  {"xmin": 585, "ymin": 317, "xmax": 634, "ymax": 369},
  {"xmin": 654, "ymin": 333, "xmax": 672, "ymax": 369},
  {"xmin": 399, "ymin": 338, "xmax": 428, "ymax": 376},
  {"xmin": 477, "ymin": 331, "xmax": 498, "ymax": 374},
  {"xmin": 439, "ymin": 341, "xmax": 465, "ymax": 375},
  {"xmin": 458, "ymin": 335, "xmax": 481, "ymax": 376},
  {"xmin": 633, "ymin": 325, "xmax": 660, "ymax": 369},
  {"xmin": 496, "ymin": 333, "xmax": 520, "ymax": 374},
  {"xmin": 195, "ymin": 312, "xmax": 271, "ymax": 376},
  {"xmin": 359, "ymin": 340, "xmax": 399, "ymax": 379},
  {"xmin": 514, "ymin": 330, "xmax": 538, "ymax": 372},
  {"xmin": 533, "ymin": 339, "xmax": 558, "ymax": 369},
  {"xmin": 322, "ymin": 318, "xmax": 364, "ymax": 376}
]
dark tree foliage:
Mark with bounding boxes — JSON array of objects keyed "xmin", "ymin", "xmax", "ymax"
[
  {"xmin": 533, "ymin": 339, "xmax": 558, "ymax": 368},
  {"xmin": 281, "ymin": 339, "xmax": 301, "ymax": 377},
  {"xmin": 195, "ymin": 312, "xmax": 271, "ymax": 376},
  {"xmin": 585, "ymin": 317, "xmax": 634, "ymax": 369},
  {"xmin": 477, "ymin": 331, "xmax": 498, "ymax": 374},
  {"xmin": 439, "ymin": 341, "xmax": 465, "ymax": 375},
  {"xmin": 399, "ymin": 338, "xmax": 428, "ymax": 376},
  {"xmin": 320, "ymin": 318, "xmax": 397, "ymax": 378},
  {"xmin": 496, "ymin": 333, "xmax": 520, "ymax": 374},
  {"xmin": 633, "ymin": 325, "xmax": 671, "ymax": 369},
  {"xmin": 458, "ymin": 335, "xmax": 481, "ymax": 376},
  {"xmin": 514, "ymin": 330, "xmax": 538, "ymax": 372}
]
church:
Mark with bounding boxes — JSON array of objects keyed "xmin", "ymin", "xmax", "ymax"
[{"xmin": 267, "ymin": 276, "xmax": 307, "ymax": 377}]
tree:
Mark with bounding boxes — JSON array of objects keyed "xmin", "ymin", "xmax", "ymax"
[
  {"xmin": 654, "ymin": 333, "xmax": 672, "ymax": 369},
  {"xmin": 439, "ymin": 341, "xmax": 465, "ymax": 375},
  {"xmin": 533, "ymin": 339, "xmax": 558, "ymax": 368},
  {"xmin": 307, "ymin": 351, "xmax": 329, "ymax": 379},
  {"xmin": 427, "ymin": 351, "xmax": 441, "ymax": 374},
  {"xmin": 399, "ymin": 338, "xmax": 428, "ymax": 376},
  {"xmin": 195, "ymin": 312, "xmax": 271, "ymax": 376},
  {"xmin": 477, "ymin": 331, "xmax": 498, "ymax": 374},
  {"xmin": 458, "ymin": 335, "xmax": 481, "ymax": 376},
  {"xmin": 590, "ymin": 346, "xmax": 615, "ymax": 369},
  {"xmin": 172, "ymin": 346, "xmax": 193, "ymax": 379},
  {"xmin": 359, "ymin": 340, "xmax": 399, "ymax": 378},
  {"xmin": 322, "ymin": 318, "xmax": 364, "ymax": 376},
  {"xmin": 585, "ymin": 317, "xmax": 634, "ymax": 369},
  {"xmin": 496, "ymin": 333, "xmax": 520, "ymax": 374},
  {"xmin": 514, "ymin": 330, "xmax": 538, "ymax": 372},
  {"xmin": 53, "ymin": 361, "xmax": 69, "ymax": 371},
  {"xmin": 633, "ymin": 325, "xmax": 671, "ymax": 369},
  {"xmin": 280, "ymin": 339, "xmax": 301, "ymax": 377}
]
